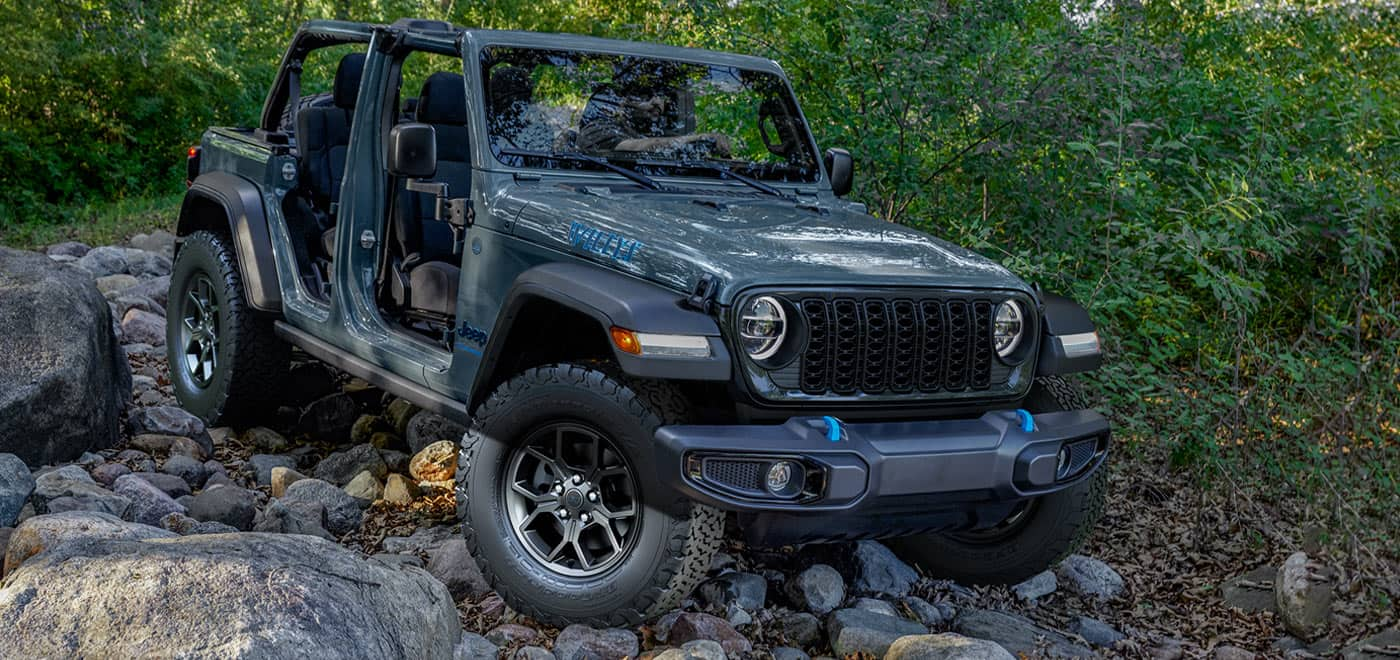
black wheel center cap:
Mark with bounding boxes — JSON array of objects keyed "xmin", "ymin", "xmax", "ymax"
[{"xmin": 563, "ymin": 489, "xmax": 585, "ymax": 510}]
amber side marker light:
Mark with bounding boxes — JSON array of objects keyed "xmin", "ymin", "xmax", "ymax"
[{"xmin": 610, "ymin": 326, "xmax": 642, "ymax": 355}]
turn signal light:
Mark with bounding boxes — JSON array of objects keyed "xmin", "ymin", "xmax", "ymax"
[{"xmin": 610, "ymin": 326, "xmax": 641, "ymax": 354}]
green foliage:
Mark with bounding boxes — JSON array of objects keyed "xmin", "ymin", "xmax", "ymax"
[{"xmin": 0, "ymin": 1, "xmax": 1395, "ymax": 526}]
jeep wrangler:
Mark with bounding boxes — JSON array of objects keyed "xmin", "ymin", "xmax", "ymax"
[{"xmin": 170, "ymin": 18, "xmax": 1110, "ymax": 627}]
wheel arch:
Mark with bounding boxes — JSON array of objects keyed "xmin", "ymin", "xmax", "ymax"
[
  {"xmin": 469, "ymin": 263, "xmax": 732, "ymax": 410},
  {"xmin": 177, "ymin": 172, "xmax": 281, "ymax": 312}
]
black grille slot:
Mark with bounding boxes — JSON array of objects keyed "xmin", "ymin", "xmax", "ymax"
[
  {"xmin": 1065, "ymin": 438, "xmax": 1100, "ymax": 478},
  {"xmin": 702, "ymin": 459, "xmax": 765, "ymax": 493},
  {"xmin": 793, "ymin": 294, "xmax": 1001, "ymax": 397}
]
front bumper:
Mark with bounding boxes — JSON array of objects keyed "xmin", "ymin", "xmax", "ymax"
[{"xmin": 654, "ymin": 409, "xmax": 1109, "ymax": 543}]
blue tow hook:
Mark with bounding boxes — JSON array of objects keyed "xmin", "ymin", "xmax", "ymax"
[
  {"xmin": 1015, "ymin": 409, "xmax": 1036, "ymax": 433},
  {"xmin": 822, "ymin": 416, "xmax": 844, "ymax": 442}
]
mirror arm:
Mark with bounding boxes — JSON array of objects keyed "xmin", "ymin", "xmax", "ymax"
[{"xmin": 404, "ymin": 179, "xmax": 473, "ymax": 255}]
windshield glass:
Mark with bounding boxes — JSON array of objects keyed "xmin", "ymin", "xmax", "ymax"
[{"xmin": 481, "ymin": 46, "xmax": 820, "ymax": 183}]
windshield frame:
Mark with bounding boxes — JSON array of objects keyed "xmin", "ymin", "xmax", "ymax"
[{"xmin": 461, "ymin": 31, "xmax": 832, "ymax": 193}]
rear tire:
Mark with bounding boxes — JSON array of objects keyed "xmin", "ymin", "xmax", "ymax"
[
  {"xmin": 456, "ymin": 363, "xmax": 722, "ymax": 627},
  {"xmin": 166, "ymin": 230, "xmax": 289, "ymax": 426},
  {"xmin": 887, "ymin": 375, "xmax": 1107, "ymax": 585}
]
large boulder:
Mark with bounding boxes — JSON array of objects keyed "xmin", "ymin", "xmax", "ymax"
[
  {"xmin": 0, "ymin": 248, "xmax": 131, "ymax": 467},
  {"xmin": 0, "ymin": 513, "xmax": 461, "ymax": 658},
  {"xmin": 0, "ymin": 453, "xmax": 35, "ymax": 526}
]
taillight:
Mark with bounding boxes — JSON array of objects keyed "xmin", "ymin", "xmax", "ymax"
[{"xmin": 185, "ymin": 146, "xmax": 202, "ymax": 186}]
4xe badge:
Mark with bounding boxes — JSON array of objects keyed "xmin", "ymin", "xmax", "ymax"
[{"xmin": 569, "ymin": 221, "xmax": 643, "ymax": 264}]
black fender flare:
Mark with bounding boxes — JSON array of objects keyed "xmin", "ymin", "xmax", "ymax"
[
  {"xmin": 177, "ymin": 171, "xmax": 281, "ymax": 312},
  {"xmin": 473, "ymin": 263, "xmax": 731, "ymax": 396},
  {"xmin": 1035, "ymin": 292, "xmax": 1102, "ymax": 376}
]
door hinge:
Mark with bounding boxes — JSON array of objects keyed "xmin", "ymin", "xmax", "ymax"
[{"xmin": 685, "ymin": 273, "xmax": 722, "ymax": 313}]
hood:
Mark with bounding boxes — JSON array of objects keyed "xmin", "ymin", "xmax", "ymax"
[{"xmin": 506, "ymin": 184, "xmax": 1031, "ymax": 305}]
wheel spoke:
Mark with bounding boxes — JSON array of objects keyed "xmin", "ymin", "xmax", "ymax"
[
  {"xmin": 571, "ymin": 539, "xmax": 592, "ymax": 570},
  {"xmin": 600, "ymin": 521, "xmax": 622, "ymax": 553},
  {"xmin": 511, "ymin": 480, "xmax": 554, "ymax": 504}
]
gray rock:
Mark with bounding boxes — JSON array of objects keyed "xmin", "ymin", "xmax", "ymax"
[
  {"xmin": 0, "ymin": 515, "xmax": 461, "ymax": 658},
  {"xmin": 120, "ymin": 309, "xmax": 165, "ymax": 346},
  {"xmin": 159, "ymin": 512, "xmax": 239, "ymax": 535},
  {"xmin": 128, "ymin": 231, "xmax": 176, "ymax": 258},
  {"xmin": 115, "ymin": 449, "xmax": 156, "ymax": 473},
  {"xmin": 667, "ymin": 612, "xmax": 751, "ymax": 655},
  {"xmin": 0, "ymin": 248, "xmax": 130, "ymax": 467},
  {"xmin": 76, "ymin": 452, "xmax": 104, "ymax": 469},
  {"xmin": 886, "ymin": 633, "xmax": 1016, "ymax": 660},
  {"xmin": 1068, "ymin": 616, "xmax": 1125, "ymax": 647},
  {"xmin": 3, "ymin": 511, "xmax": 176, "ymax": 574},
  {"xmin": 654, "ymin": 640, "xmax": 728, "ymax": 660},
  {"xmin": 75, "ymin": 245, "xmax": 127, "ymax": 277},
  {"xmin": 770, "ymin": 648, "xmax": 810, "ymax": 660},
  {"xmin": 187, "ymin": 484, "xmax": 258, "ymax": 531},
  {"xmin": 0, "ymin": 454, "xmax": 34, "ymax": 526},
  {"xmin": 382, "ymin": 525, "xmax": 455, "ymax": 554},
  {"xmin": 851, "ymin": 596, "xmax": 900, "ymax": 617},
  {"xmin": 129, "ymin": 433, "xmax": 179, "ymax": 454},
  {"xmin": 168, "ymin": 436, "xmax": 210, "ymax": 461},
  {"xmin": 786, "ymin": 564, "xmax": 846, "ymax": 615},
  {"xmin": 380, "ymin": 449, "xmax": 411, "ymax": 475},
  {"xmin": 516, "ymin": 647, "xmax": 556, "ymax": 660},
  {"xmin": 254, "ymin": 499, "xmax": 333, "ymax": 539},
  {"xmin": 96, "ymin": 273, "xmax": 139, "ymax": 295},
  {"xmin": 248, "ymin": 454, "xmax": 298, "ymax": 487},
  {"xmin": 826, "ymin": 608, "xmax": 928, "ymax": 657},
  {"xmin": 122, "ymin": 248, "xmax": 171, "ymax": 278},
  {"xmin": 383, "ymin": 473, "xmax": 419, "ymax": 504},
  {"xmin": 406, "ymin": 410, "xmax": 468, "ymax": 454},
  {"xmin": 281, "ymin": 478, "xmax": 364, "ymax": 536},
  {"xmin": 372, "ymin": 553, "xmax": 424, "ymax": 569},
  {"xmin": 313, "ymin": 443, "xmax": 387, "ymax": 485},
  {"xmin": 486, "ymin": 623, "xmax": 540, "ymax": 647},
  {"xmin": 385, "ymin": 398, "xmax": 421, "ymax": 437},
  {"xmin": 1275, "ymin": 552, "xmax": 1332, "ymax": 640},
  {"xmin": 128, "ymin": 407, "xmax": 210, "ymax": 448},
  {"xmin": 901, "ymin": 596, "xmax": 946, "ymax": 628},
  {"xmin": 953, "ymin": 609, "xmax": 1093, "ymax": 658},
  {"xmin": 297, "ymin": 392, "xmax": 359, "ymax": 442},
  {"xmin": 132, "ymin": 472, "xmax": 192, "ymax": 499},
  {"xmin": 726, "ymin": 603, "xmax": 752, "ymax": 627},
  {"xmin": 46, "ymin": 241, "xmax": 91, "ymax": 258},
  {"xmin": 241, "ymin": 427, "xmax": 289, "ymax": 453},
  {"xmin": 31, "ymin": 466, "xmax": 130, "ymax": 518},
  {"xmin": 90, "ymin": 461, "xmax": 132, "ymax": 488},
  {"xmin": 112, "ymin": 473, "xmax": 186, "ymax": 527},
  {"xmin": 1012, "ymin": 570, "xmax": 1058, "ymax": 601},
  {"xmin": 1212, "ymin": 645, "xmax": 1256, "ymax": 660},
  {"xmin": 125, "ymin": 275, "xmax": 170, "ymax": 308},
  {"xmin": 427, "ymin": 538, "xmax": 491, "ymax": 601},
  {"xmin": 853, "ymin": 540, "xmax": 920, "ymax": 597},
  {"xmin": 699, "ymin": 571, "xmax": 768, "ymax": 611},
  {"xmin": 777, "ymin": 611, "xmax": 822, "ymax": 646},
  {"xmin": 454, "ymin": 632, "xmax": 500, "ymax": 659},
  {"xmin": 1056, "ymin": 555, "xmax": 1124, "ymax": 601},
  {"xmin": 112, "ymin": 294, "xmax": 163, "ymax": 321},
  {"xmin": 344, "ymin": 470, "xmax": 384, "ymax": 503},
  {"xmin": 1341, "ymin": 628, "xmax": 1400, "ymax": 660},
  {"xmin": 553, "ymin": 625, "xmax": 640, "ymax": 660},
  {"xmin": 162, "ymin": 454, "xmax": 210, "ymax": 489}
]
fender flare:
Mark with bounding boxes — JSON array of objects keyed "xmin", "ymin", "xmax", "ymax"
[
  {"xmin": 473, "ymin": 262, "xmax": 731, "ymax": 396},
  {"xmin": 1036, "ymin": 292, "xmax": 1102, "ymax": 376},
  {"xmin": 177, "ymin": 172, "xmax": 282, "ymax": 312}
]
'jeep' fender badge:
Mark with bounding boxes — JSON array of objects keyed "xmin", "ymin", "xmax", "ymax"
[{"xmin": 569, "ymin": 221, "xmax": 643, "ymax": 264}]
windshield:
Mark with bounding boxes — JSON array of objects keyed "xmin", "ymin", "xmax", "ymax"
[{"xmin": 481, "ymin": 46, "xmax": 820, "ymax": 183}]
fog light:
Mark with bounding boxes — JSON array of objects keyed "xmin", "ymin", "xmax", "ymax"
[
  {"xmin": 766, "ymin": 461, "xmax": 796, "ymax": 494},
  {"xmin": 1056, "ymin": 445, "xmax": 1071, "ymax": 479}
]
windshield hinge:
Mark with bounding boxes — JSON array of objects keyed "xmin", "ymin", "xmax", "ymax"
[{"xmin": 685, "ymin": 273, "xmax": 722, "ymax": 314}]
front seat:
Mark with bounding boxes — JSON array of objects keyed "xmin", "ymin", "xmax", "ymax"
[
  {"xmin": 296, "ymin": 52, "xmax": 366, "ymax": 258},
  {"xmin": 387, "ymin": 71, "xmax": 469, "ymax": 321}
]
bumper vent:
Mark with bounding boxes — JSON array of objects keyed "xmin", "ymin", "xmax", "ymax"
[
  {"xmin": 799, "ymin": 296, "xmax": 996, "ymax": 396},
  {"xmin": 701, "ymin": 458, "xmax": 764, "ymax": 495}
]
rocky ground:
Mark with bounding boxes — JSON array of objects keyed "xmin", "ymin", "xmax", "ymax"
[{"xmin": 0, "ymin": 233, "xmax": 1394, "ymax": 659}]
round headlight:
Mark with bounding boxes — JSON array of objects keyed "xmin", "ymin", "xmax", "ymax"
[
  {"xmin": 993, "ymin": 300, "xmax": 1025, "ymax": 359},
  {"xmin": 739, "ymin": 296, "xmax": 787, "ymax": 360}
]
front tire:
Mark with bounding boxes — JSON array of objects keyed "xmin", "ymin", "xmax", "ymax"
[
  {"xmin": 166, "ymin": 230, "xmax": 289, "ymax": 426},
  {"xmin": 456, "ymin": 363, "xmax": 723, "ymax": 627},
  {"xmin": 888, "ymin": 375, "xmax": 1107, "ymax": 585}
]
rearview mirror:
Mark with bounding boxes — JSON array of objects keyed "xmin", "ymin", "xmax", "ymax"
[
  {"xmin": 824, "ymin": 148, "xmax": 853, "ymax": 197},
  {"xmin": 388, "ymin": 123, "xmax": 437, "ymax": 178}
]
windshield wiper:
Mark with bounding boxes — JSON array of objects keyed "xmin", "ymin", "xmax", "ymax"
[
  {"xmin": 674, "ymin": 160, "xmax": 796, "ymax": 201},
  {"xmin": 497, "ymin": 147, "xmax": 663, "ymax": 191}
]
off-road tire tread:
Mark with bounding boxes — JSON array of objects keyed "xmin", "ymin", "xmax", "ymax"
[
  {"xmin": 457, "ymin": 363, "xmax": 722, "ymax": 627},
  {"xmin": 172, "ymin": 230, "xmax": 289, "ymax": 425}
]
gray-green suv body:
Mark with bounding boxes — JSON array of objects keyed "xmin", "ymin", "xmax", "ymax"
[{"xmin": 170, "ymin": 18, "xmax": 1110, "ymax": 626}]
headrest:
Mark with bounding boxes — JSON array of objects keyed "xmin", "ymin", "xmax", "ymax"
[
  {"xmin": 333, "ymin": 53, "xmax": 366, "ymax": 110},
  {"xmin": 417, "ymin": 72, "xmax": 469, "ymax": 125}
]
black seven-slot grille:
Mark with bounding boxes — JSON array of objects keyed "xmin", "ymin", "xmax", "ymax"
[{"xmin": 798, "ymin": 296, "xmax": 995, "ymax": 396}]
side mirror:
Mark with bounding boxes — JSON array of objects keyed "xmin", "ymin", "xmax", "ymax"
[
  {"xmin": 824, "ymin": 148, "xmax": 853, "ymax": 197},
  {"xmin": 388, "ymin": 123, "xmax": 437, "ymax": 178}
]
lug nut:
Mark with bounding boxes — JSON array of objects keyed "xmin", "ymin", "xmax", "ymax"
[
  {"xmin": 579, "ymin": 512, "xmax": 591, "ymax": 524},
  {"xmin": 571, "ymin": 475, "xmax": 583, "ymax": 485},
  {"xmin": 557, "ymin": 509, "xmax": 569, "ymax": 519},
  {"xmin": 586, "ymin": 490, "xmax": 599, "ymax": 502},
  {"xmin": 552, "ymin": 484, "xmax": 564, "ymax": 495}
]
